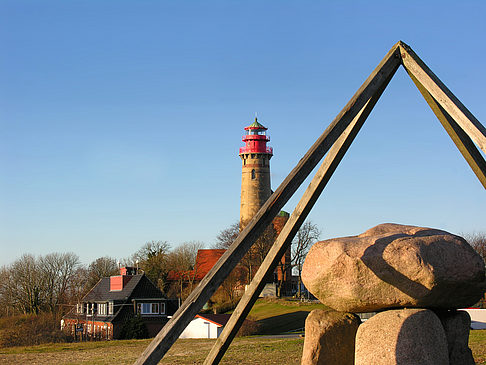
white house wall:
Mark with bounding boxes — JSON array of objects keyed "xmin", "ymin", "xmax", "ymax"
[
  {"xmin": 461, "ymin": 309, "xmax": 486, "ymax": 330},
  {"xmin": 179, "ymin": 317, "xmax": 222, "ymax": 339}
]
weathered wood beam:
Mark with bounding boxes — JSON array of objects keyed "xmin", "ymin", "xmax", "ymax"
[
  {"xmin": 134, "ymin": 43, "xmax": 401, "ymax": 365},
  {"xmin": 203, "ymin": 66, "xmax": 394, "ymax": 364},
  {"xmin": 406, "ymin": 71, "xmax": 486, "ymax": 189},
  {"xmin": 399, "ymin": 41, "xmax": 486, "ymax": 154}
]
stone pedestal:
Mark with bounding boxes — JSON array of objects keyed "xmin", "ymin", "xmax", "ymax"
[
  {"xmin": 301, "ymin": 309, "xmax": 360, "ymax": 365},
  {"xmin": 355, "ymin": 309, "xmax": 449, "ymax": 365}
]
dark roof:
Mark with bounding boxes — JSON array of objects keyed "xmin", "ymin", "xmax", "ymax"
[
  {"xmin": 196, "ymin": 314, "xmax": 231, "ymax": 326},
  {"xmin": 83, "ymin": 274, "xmax": 166, "ymax": 302}
]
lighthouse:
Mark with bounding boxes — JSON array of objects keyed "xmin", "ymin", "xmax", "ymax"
[
  {"xmin": 238, "ymin": 118, "xmax": 292, "ymax": 295},
  {"xmin": 239, "ymin": 118, "xmax": 273, "ymax": 230}
]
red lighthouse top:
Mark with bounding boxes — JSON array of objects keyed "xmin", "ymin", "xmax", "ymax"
[{"xmin": 239, "ymin": 118, "xmax": 273, "ymax": 155}]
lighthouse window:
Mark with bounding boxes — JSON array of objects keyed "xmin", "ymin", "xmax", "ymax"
[{"xmin": 251, "ymin": 169, "xmax": 256, "ymax": 179}]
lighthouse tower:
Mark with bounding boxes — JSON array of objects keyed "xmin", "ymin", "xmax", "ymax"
[{"xmin": 239, "ymin": 118, "xmax": 273, "ymax": 229}]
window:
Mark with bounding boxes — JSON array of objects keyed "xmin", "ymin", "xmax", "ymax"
[
  {"xmin": 251, "ymin": 169, "xmax": 256, "ymax": 180},
  {"xmin": 86, "ymin": 303, "xmax": 97, "ymax": 316},
  {"xmin": 108, "ymin": 302, "xmax": 114, "ymax": 315},
  {"xmin": 76, "ymin": 303, "xmax": 84, "ymax": 314},
  {"xmin": 98, "ymin": 303, "xmax": 107, "ymax": 316},
  {"xmin": 140, "ymin": 302, "xmax": 160, "ymax": 314}
]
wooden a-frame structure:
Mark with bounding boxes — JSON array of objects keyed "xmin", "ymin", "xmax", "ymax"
[{"xmin": 135, "ymin": 41, "xmax": 486, "ymax": 365}]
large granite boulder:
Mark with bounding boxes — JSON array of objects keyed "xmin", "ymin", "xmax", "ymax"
[
  {"xmin": 355, "ymin": 308, "xmax": 449, "ymax": 365},
  {"xmin": 302, "ymin": 223, "xmax": 485, "ymax": 312},
  {"xmin": 301, "ymin": 309, "xmax": 360, "ymax": 365}
]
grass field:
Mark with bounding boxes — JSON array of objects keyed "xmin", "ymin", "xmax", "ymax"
[
  {"xmin": 240, "ymin": 298, "xmax": 329, "ymax": 334},
  {"xmin": 0, "ymin": 331, "xmax": 485, "ymax": 364},
  {"xmin": 0, "ymin": 337, "xmax": 304, "ymax": 364},
  {"xmin": 470, "ymin": 330, "xmax": 486, "ymax": 365},
  {"xmin": 0, "ymin": 299, "xmax": 484, "ymax": 364}
]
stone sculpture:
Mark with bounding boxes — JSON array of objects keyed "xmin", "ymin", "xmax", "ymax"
[{"xmin": 301, "ymin": 223, "xmax": 485, "ymax": 365}]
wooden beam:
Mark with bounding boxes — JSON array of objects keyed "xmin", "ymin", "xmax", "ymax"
[
  {"xmin": 399, "ymin": 41, "xmax": 486, "ymax": 154},
  {"xmin": 406, "ymin": 71, "xmax": 486, "ymax": 189},
  {"xmin": 203, "ymin": 67, "xmax": 394, "ymax": 364},
  {"xmin": 134, "ymin": 43, "xmax": 401, "ymax": 365}
]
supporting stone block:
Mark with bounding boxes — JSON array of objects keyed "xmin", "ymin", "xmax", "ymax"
[{"xmin": 301, "ymin": 309, "xmax": 360, "ymax": 365}]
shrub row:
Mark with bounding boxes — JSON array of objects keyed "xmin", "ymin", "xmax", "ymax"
[{"xmin": 0, "ymin": 312, "xmax": 71, "ymax": 347}]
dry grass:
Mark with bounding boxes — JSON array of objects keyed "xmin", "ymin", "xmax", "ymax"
[
  {"xmin": 0, "ymin": 330, "xmax": 484, "ymax": 364},
  {"xmin": 470, "ymin": 330, "xmax": 486, "ymax": 365},
  {"xmin": 234, "ymin": 298, "xmax": 329, "ymax": 334},
  {"xmin": 0, "ymin": 313, "xmax": 70, "ymax": 347},
  {"xmin": 0, "ymin": 337, "xmax": 304, "ymax": 364}
]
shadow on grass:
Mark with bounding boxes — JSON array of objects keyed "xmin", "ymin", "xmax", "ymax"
[{"xmin": 257, "ymin": 311, "xmax": 310, "ymax": 335}]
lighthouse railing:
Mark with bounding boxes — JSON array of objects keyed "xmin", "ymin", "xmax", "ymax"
[{"xmin": 239, "ymin": 147, "xmax": 273, "ymax": 154}]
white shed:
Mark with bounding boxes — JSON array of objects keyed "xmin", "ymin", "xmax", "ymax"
[
  {"xmin": 461, "ymin": 308, "xmax": 486, "ymax": 330},
  {"xmin": 179, "ymin": 314, "xmax": 231, "ymax": 339}
]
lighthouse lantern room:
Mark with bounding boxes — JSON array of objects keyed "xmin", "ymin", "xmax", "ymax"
[{"xmin": 239, "ymin": 119, "xmax": 273, "ymax": 155}]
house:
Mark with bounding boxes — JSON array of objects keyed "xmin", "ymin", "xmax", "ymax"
[
  {"xmin": 62, "ymin": 266, "xmax": 178, "ymax": 339},
  {"xmin": 461, "ymin": 308, "xmax": 486, "ymax": 330},
  {"xmin": 167, "ymin": 249, "xmax": 227, "ymax": 283},
  {"xmin": 179, "ymin": 314, "xmax": 231, "ymax": 339},
  {"xmin": 167, "ymin": 243, "xmax": 293, "ymax": 299},
  {"xmin": 166, "ymin": 249, "xmax": 247, "ymax": 299}
]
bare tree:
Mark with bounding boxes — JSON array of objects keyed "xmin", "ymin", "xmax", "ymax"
[
  {"xmin": 0, "ymin": 253, "xmax": 82, "ymax": 315},
  {"xmin": 464, "ymin": 232, "xmax": 486, "ymax": 263},
  {"xmin": 213, "ymin": 222, "xmax": 239, "ymax": 249},
  {"xmin": 0, "ymin": 266, "xmax": 14, "ymax": 316},
  {"xmin": 292, "ymin": 221, "xmax": 320, "ymax": 298},
  {"xmin": 132, "ymin": 241, "xmax": 172, "ymax": 290},
  {"xmin": 85, "ymin": 256, "xmax": 119, "ymax": 290},
  {"xmin": 213, "ymin": 222, "xmax": 276, "ymax": 285},
  {"xmin": 40, "ymin": 252, "xmax": 80, "ymax": 313},
  {"xmin": 69, "ymin": 266, "xmax": 90, "ymax": 304},
  {"xmin": 1, "ymin": 254, "xmax": 43, "ymax": 314},
  {"xmin": 167, "ymin": 241, "xmax": 205, "ymax": 298}
]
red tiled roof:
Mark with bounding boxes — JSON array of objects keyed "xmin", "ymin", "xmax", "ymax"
[
  {"xmin": 194, "ymin": 249, "xmax": 226, "ymax": 280},
  {"xmin": 167, "ymin": 249, "xmax": 226, "ymax": 281}
]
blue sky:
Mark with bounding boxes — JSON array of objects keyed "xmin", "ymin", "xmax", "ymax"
[{"xmin": 1, "ymin": 1, "xmax": 485, "ymax": 266}]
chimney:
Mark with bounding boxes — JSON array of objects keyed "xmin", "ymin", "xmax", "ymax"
[{"xmin": 110, "ymin": 266, "xmax": 136, "ymax": 291}]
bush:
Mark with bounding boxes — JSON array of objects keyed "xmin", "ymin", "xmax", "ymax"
[
  {"xmin": 236, "ymin": 318, "xmax": 261, "ymax": 337},
  {"xmin": 211, "ymin": 301, "xmax": 238, "ymax": 314},
  {"xmin": 0, "ymin": 312, "xmax": 71, "ymax": 347},
  {"xmin": 119, "ymin": 314, "xmax": 149, "ymax": 339}
]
